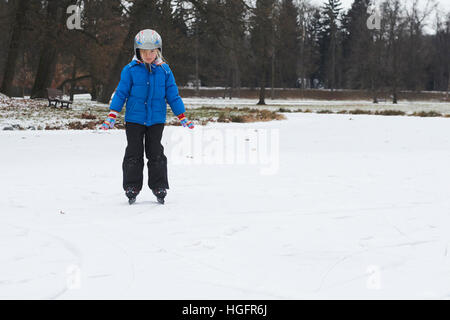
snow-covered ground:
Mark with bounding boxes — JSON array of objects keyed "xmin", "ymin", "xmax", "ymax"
[
  {"xmin": 72, "ymin": 93, "xmax": 450, "ymax": 113},
  {"xmin": 1, "ymin": 113, "xmax": 450, "ymax": 299},
  {"xmin": 181, "ymin": 96, "xmax": 450, "ymax": 113},
  {"xmin": 3, "ymin": 94, "xmax": 450, "ymax": 132}
]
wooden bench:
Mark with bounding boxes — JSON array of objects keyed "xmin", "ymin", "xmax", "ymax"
[{"xmin": 47, "ymin": 88, "xmax": 73, "ymax": 108}]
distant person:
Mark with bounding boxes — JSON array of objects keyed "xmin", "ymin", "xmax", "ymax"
[{"xmin": 100, "ymin": 29, "xmax": 194, "ymax": 205}]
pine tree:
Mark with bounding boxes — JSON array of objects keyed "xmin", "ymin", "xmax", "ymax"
[
  {"xmin": 276, "ymin": 0, "xmax": 299, "ymax": 88},
  {"xmin": 250, "ymin": 0, "xmax": 276, "ymax": 104},
  {"xmin": 341, "ymin": 0, "xmax": 372, "ymax": 89},
  {"xmin": 318, "ymin": 0, "xmax": 342, "ymax": 90},
  {"xmin": 304, "ymin": 7, "xmax": 322, "ymax": 88}
]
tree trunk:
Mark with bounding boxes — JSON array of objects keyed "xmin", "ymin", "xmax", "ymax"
[
  {"xmin": 30, "ymin": 0, "xmax": 62, "ymax": 99},
  {"xmin": 90, "ymin": 77, "xmax": 98, "ymax": 101},
  {"xmin": 97, "ymin": 30, "xmax": 134, "ymax": 104},
  {"xmin": 69, "ymin": 58, "xmax": 78, "ymax": 101},
  {"xmin": 271, "ymin": 46, "xmax": 275, "ymax": 100},
  {"xmin": 331, "ymin": 30, "xmax": 336, "ymax": 91},
  {"xmin": 447, "ymin": 64, "xmax": 449, "ymax": 101},
  {"xmin": 31, "ymin": 48, "xmax": 58, "ymax": 98},
  {"xmin": 392, "ymin": 41, "xmax": 398, "ymax": 104},
  {"xmin": 97, "ymin": 0, "xmax": 155, "ymax": 104},
  {"xmin": 258, "ymin": 86, "xmax": 266, "ymax": 105},
  {"xmin": 0, "ymin": 0, "xmax": 30, "ymax": 97},
  {"xmin": 230, "ymin": 46, "xmax": 241, "ymax": 98},
  {"xmin": 195, "ymin": 23, "xmax": 200, "ymax": 96},
  {"xmin": 258, "ymin": 65, "xmax": 266, "ymax": 105}
]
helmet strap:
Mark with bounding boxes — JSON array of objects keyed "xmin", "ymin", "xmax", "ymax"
[{"xmin": 136, "ymin": 48, "xmax": 143, "ymax": 61}]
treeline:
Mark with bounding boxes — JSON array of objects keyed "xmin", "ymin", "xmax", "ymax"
[{"xmin": 0, "ymin": 0, "xmax": 449, "ymax": 104}]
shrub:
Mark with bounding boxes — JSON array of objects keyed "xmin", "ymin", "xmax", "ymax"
[
  {"xmin": 411, "ymin": 111, "xmax": 442, "ymax": 117},
  {"xmin": 348, "ymin": 109, "xmax": 373, "ymax": 115},
  {"xmin": 374, "ymin": 110, "xmax": 406, "ymax": 116},
  {"xmin": 317, "ymin": 109, "xmax": 334, "ymax": 114}
]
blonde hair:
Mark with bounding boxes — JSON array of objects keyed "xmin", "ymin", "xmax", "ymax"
[
  {"xmin": 140, "ymin": 49, "xmax": 166, "ymax": 63},
  {"xmin": 156, "ymin": 50, "xmax": 167, "ymax": 63}
]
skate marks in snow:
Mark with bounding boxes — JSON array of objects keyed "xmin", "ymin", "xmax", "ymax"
[
  {"xmin": 166, "ymin": 248, "xmax": 288, "ymax": 299},
  {"xmin": 221, "ymin": 201, "xmax": 434, "ymax": 219},
  {"xmin": 233, "ymin": 201, "xmax": 450, "ymax": 298},
  {"xmin": 183, "ymin": 226, "xmax": 249, "ymax": 251},
  {"xmin": 168, "ymin": 204, "xmax": 444, "ymax": 297},
  {"xmin": 0, "ymin": 219, "xmax": 139, "ymax": 299},
  {"xmin": 128, "ymin": 200, "xmax": 166, "ymax": 207},
  {"xmin": 127, "ymin": 218, "xmax": 288, "ymax": 298},
  {"xmin": 123, "ymin": 233, "xmax": 266, "ymax": 298},
  {"xmin": 312, "ymin": 247, "xmax": 450, "ymax": 299},
  {"xmin": 192, "ymin": 278, "xmax": 290, "ymax": 300},
  {"xmin": 311, "ymin": 212, "xmax": 449, "ymax": 298},
  {"xmin": 0, "ymin": 223, "xmax": 82, "ymax": 299},
  {"xmin": 223, "ymin": 226, "xmax": 249, "ymax": 237}
]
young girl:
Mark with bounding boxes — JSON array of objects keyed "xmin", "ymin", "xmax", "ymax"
[{"xmin": 101, "ymin": 29, "xmax": 194, "ymax": 205}]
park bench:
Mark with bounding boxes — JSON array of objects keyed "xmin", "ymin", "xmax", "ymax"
[{"xmin": 47, "ymin": 88, "xmax": 73, "ymax": 108}]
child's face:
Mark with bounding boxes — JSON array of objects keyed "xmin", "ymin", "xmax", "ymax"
[{"xmin": 140, "ymin": 49, "xmax": 158, "ymax": 64}]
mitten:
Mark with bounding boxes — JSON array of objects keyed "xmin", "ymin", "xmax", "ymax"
[
  {"xmin": 100, "ymin": 110, "xmax": 119, "ymax": 130},
  {"xmin": 177, "ymin": 113, "xmax": 194, "ymax": 129}
]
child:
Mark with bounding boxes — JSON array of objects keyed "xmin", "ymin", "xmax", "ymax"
[{"xmin": 100, "ymin": 29, "xmax": 194, "ymax": 205}]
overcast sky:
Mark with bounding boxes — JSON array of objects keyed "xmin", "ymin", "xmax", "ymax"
[
  {"xmin": 310, "ymin": 0, "xmax": 450, "ymax": 13},
  {"xmin": 309, "ymin": 0, "xmax": 449, "ymax": 33}
]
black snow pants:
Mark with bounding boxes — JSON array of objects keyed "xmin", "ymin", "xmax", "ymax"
[{"xmin": 122, "ymin": 122, "xmax": 169, "ymax": 192}]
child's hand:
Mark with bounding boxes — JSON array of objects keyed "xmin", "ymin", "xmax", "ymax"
[
  {"xmin": 100, "ymin": 111, "xmax": 119, "ymax": 130},
  {"xmin": 177, "ymin": 113, "xmax": 194, "ymax": 129}
]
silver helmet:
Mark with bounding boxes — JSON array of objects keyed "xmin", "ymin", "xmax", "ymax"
[{"xmin": 134, "ymin": 29, "xmax": 162, "ymax": 60}]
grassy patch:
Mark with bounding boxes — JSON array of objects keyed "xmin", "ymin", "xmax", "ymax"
[
  {"xmin": 316, "ymin": 109, "xmax": 334, "ymax": 114},
  {"xmin": 0, "ymin": 98, "xmax": 115, "ymax": 130},
  {"xmin": 80, "ymin": 110, "xmax": 98, "ymax": 120},
  {"xmin": 348, "ymin": 109, "xmax": 374, "ymax": 115},
  {"xmin": 410, "ymin": 111, "xmax": 442, "ymax": 117},
  {"xmin": 185, "ymin": 106, "xmax": 285, "ymax": 124},
  {"xmin": 374, "ymin": 110, "xmax": 406, "ymax": 116},
  {"xmin": 2, "ymin": 97, "xmax": 450, "ymax": 131}
]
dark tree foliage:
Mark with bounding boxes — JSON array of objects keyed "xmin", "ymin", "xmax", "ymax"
[{"xmin": 0, "ymin": 0, "xmax": 448, "ymax": 103}]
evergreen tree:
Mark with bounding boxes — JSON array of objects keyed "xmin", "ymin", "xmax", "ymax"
[
  {"xmin": 250, "ymin": 0, "xmax": 276, "ymax": 104},
  {"xmin": 341, "ymin": 0, "xmax": 372, "ymax": 89},
  {"xmin": 317, "ymin": 0, "xmax": 342, "ymax": 90},
  {"xmin": 276, "ymin": 0, "xmax": 299, "ymax": 88}
]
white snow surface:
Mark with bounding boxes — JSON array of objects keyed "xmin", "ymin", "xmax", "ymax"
[
  {"xmin": 1, "ymin": 113, "xmax": 450, "ymax": 299},
  {"xmin": 73, "ymin": 93, "xmax": 450, "ymax": 113}
]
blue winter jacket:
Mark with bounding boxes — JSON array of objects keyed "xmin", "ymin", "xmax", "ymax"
[{"xmin": 109, "ymin": 59, "xmax": 185, "ymax": 126}]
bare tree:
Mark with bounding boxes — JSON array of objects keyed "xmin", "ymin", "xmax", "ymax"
[
  {"xmin": 97, "ymin": 0, "xmax": 159, "ymax": 104},
  {"xmin": 402, "ymin": 0, "xmax": 437, "ymax": 91},
  {"xmin": 0, "ymin": 0, "xmax": 30, "ymax": 97},
  {"xmin": 382, "ymin": 0, "xmax": 405, "ymax": 103},
  {"xmin": 30, "ymin": 0, "xmax": 78, "ymax": 99},
  {"xmin": 250, "ymin": 0, "xmax": 276, "ymax": 105}
]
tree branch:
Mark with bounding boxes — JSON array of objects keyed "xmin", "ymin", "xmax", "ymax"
[{"xmin": 57, "ymin": 75, "xmax": 92, "ymax": 90}]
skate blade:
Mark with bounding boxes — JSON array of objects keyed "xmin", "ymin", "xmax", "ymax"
[
  {"xmin": 157, "ymin": 197, "xmax": 165, "ymax": 204},
  {"xmin": 128, "ymin": 198, "xmax": 136, "ymax": 205}
]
